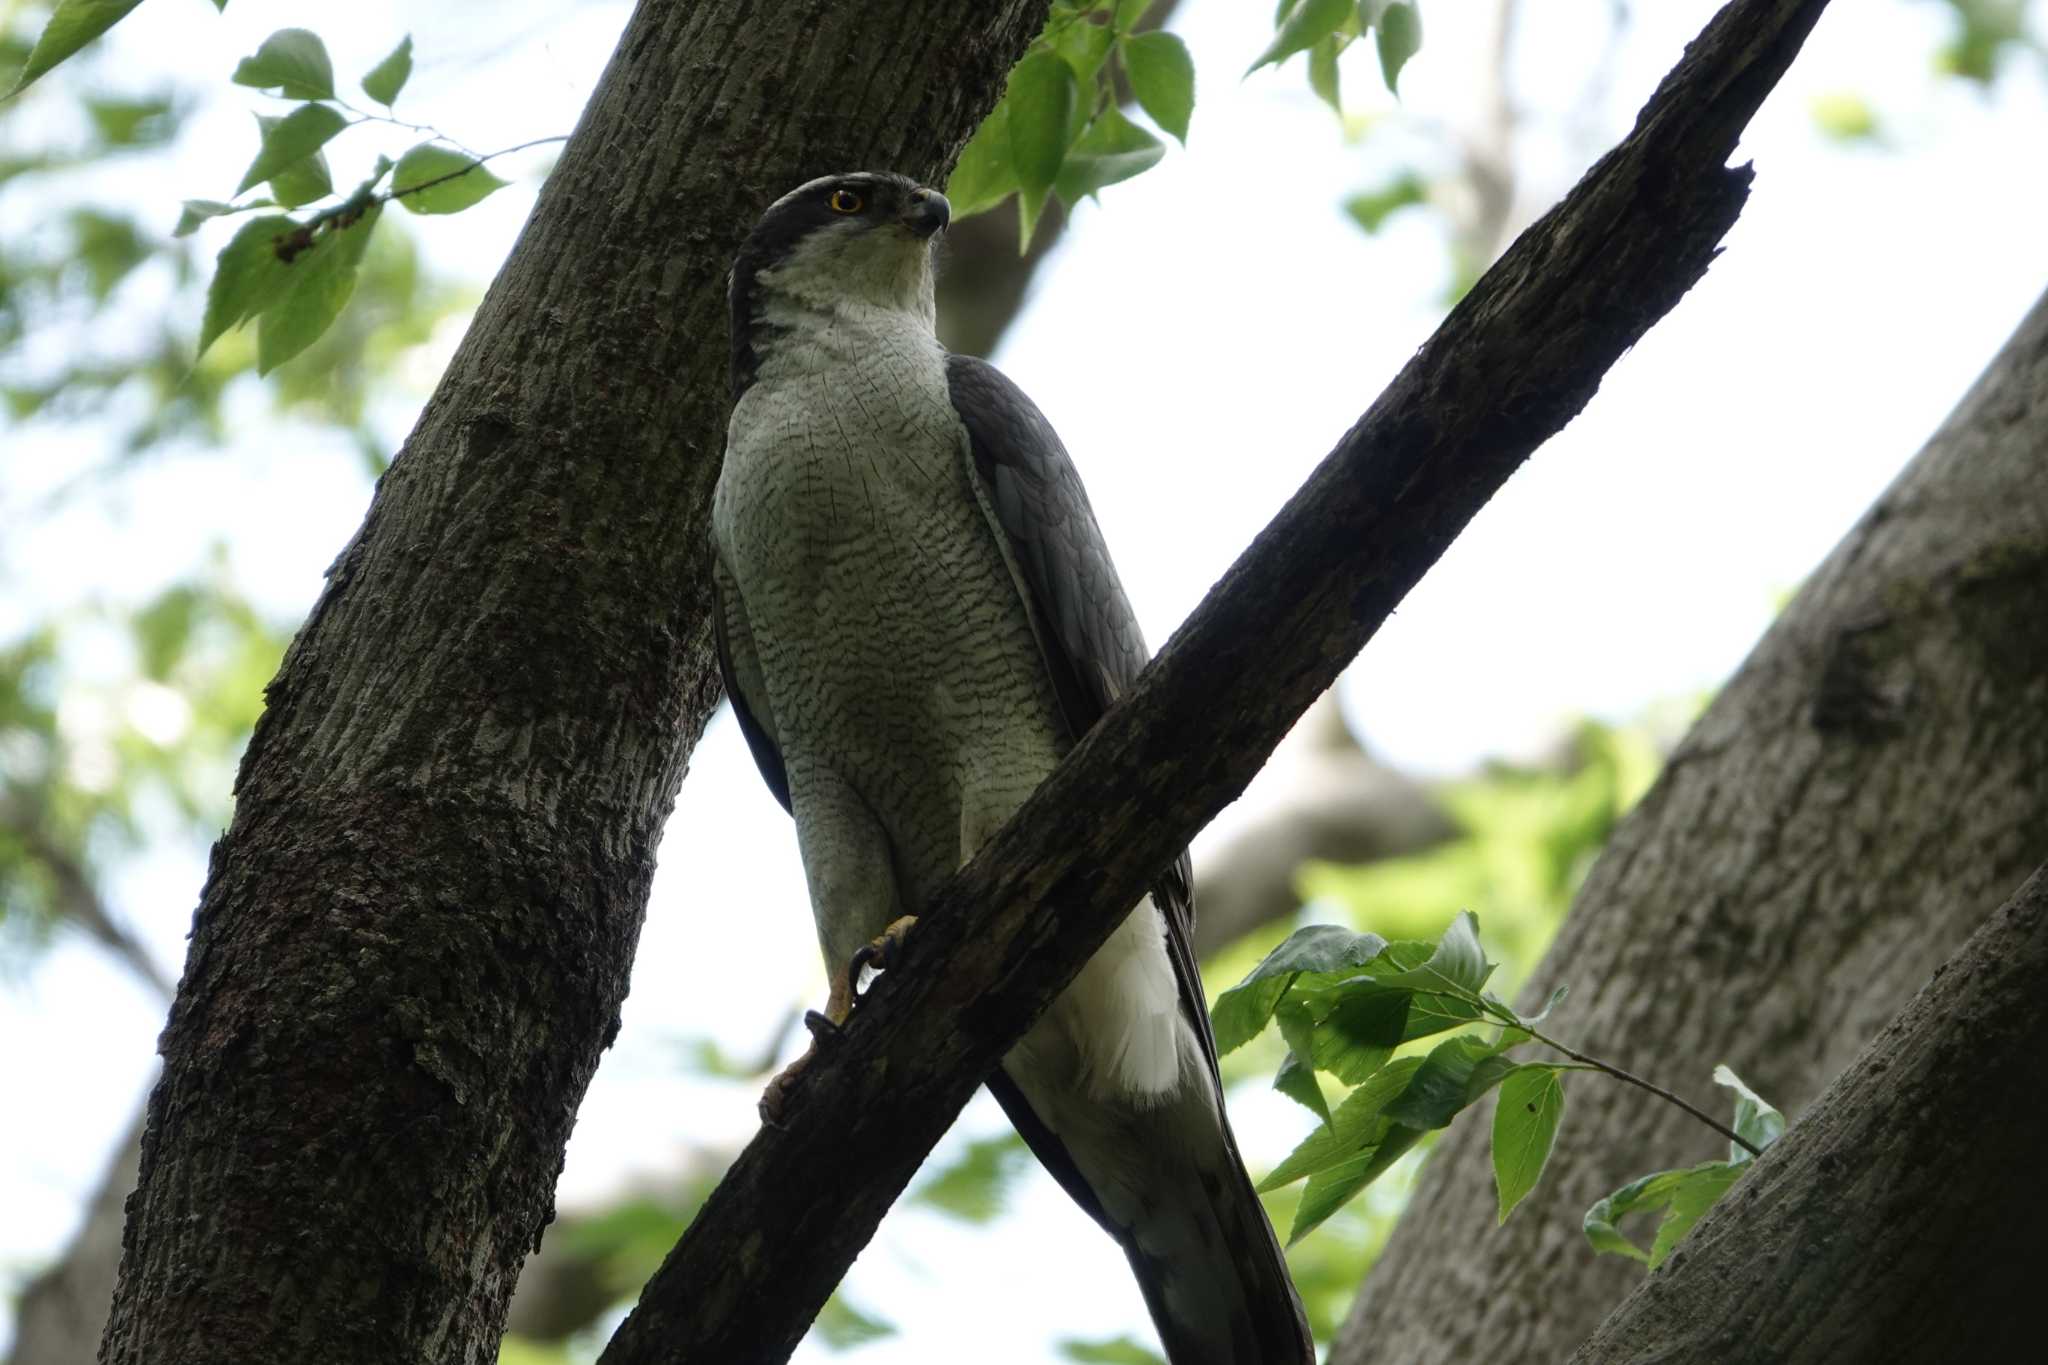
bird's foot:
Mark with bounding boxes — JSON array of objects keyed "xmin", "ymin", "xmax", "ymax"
[
  {"xmin": 755, "ymin": 919, "xmax": 917, "ymax": 1128},
  {"xmin": 848, "ymin": 915, "xmax": 918, "ymax": 1006}
]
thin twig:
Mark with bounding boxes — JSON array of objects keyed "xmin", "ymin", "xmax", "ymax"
[{"xmin": 1510, "ymin": 1013, "xmax": 1762, "ymax": 1158}]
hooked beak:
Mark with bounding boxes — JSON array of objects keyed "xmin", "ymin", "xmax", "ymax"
[{"xmin": 903, "ymin": 187, "xmax": 951, "ymax": 239}]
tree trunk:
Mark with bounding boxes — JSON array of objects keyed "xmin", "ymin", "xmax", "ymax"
[
  {"xmin": 97, "ymin": 4, "xmax": 1046, "ymax": 1363},
  {"xmin": 1333, "ymin": 285, "xmax": 2048, "ymax": 1363},
  {"xmin": 1566, "ymin": 862, "xmax": 2048, "ymax": 1364}
]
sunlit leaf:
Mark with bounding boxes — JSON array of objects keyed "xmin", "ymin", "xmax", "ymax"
[
  {"xmin": 1054, "ymin": 109, "xmax": 1164, "ymax": 204},
  {"xmin": 391, "ymin": 144, "xmax": 507, "ymax": 215},
  {"xmin": 256, "ymin": 201, "xmax": 382, "ymax": 373},
  {"xmin": 198, "ymin": 214, "xmax": 298, "ymax": 355},
  {"xmin": 362, "ymin": 34, "xmax": 413, "ymax": 107},
  {"xmin": 1123, "ymin": 31, "xmax": 1194, "ymax": 143},
  {"xmin": 236, "ymin": 104, "xmax": 347, "ymax": 195},
  {"xmin": 812, "ymin": 1293, "xmax": 895, "ymax": 1350},
  {"xmin": 1006, "ymin": 50, "xmax": 1078, "ymax": 248},
  {"xmin": 1492, "ymin": 1065, "xmax": 1565, "ymax": 1223},
  {"xmin": 1059, "ymin": 1335, "xmax": 1165, "ymax": 1365},
  {"xmin": 1343, "ymin": 171, "xmax": 1426, "ymax": 233},
  {"xmin": 1713, "ymin": 1064, "xmax": 1785, "ymax": 1162},
  {"xmin": 910, "ymin": 1133, "xmax": 1031, "ymax": 1223},
  {"xmin": 1307, "ymin": 34, "xmax": 1343, "ymax": 113},
  {"xmin": 1376, "ymin": 1, "xmax": 1421, "ymax": 95},
  {"xmin": 1053, "ymin": 14, "xmax": 1114, "ymax": 83},
  {"xmin": 232, "ymin": 28, "xmax": 336, "ymax": 101},
  {"xmin": 947, "ymin": 99, "xmax": 1018, "ymax": 220},
  {"xmin": 1248, "ymin": 0, "xmax": 1349, "ymax": 75},
  {"xmin": 7, "ymin": 0, "xmax": 146, "ymax": 97}
]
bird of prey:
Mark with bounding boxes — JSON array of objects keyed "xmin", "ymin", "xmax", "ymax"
[{"xmin": 711, "ymin": 171, "xmax": 1313, "ymax": 1365}]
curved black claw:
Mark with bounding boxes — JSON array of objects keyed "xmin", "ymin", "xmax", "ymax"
[
  {"xmin": 848, "ymin": 916, "xmax": 917, "ymax": 1008},
  {"xmin": 801, "ymin": 1009, "xmax": 844, "ymax": 1042}
]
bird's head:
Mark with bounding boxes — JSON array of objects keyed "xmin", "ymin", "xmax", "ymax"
[{"xmin": 729, "ymin": 172, "xmax": 950, "ymax": 398}]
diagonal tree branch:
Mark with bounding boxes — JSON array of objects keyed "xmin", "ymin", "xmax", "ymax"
[{"xmin": 598, "ymin": 1, "xmax": 1835, "ymax": 1359}]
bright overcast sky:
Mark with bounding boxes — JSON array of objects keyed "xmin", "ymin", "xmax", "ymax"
[{"xmin": 4, "ymin": 0, "xmax": 2046, "ymax": 1359}]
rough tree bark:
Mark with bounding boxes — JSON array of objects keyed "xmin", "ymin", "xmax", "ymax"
[
  {"xmin": 97, "ymin": 4, "xmax": 1048, "ymax": 1364},
  {"xmin": 597, "ymin": 2, "xmax": 1832, "ymax": 1359},
  {"xmin": 1334, "ymin": 281, "xmax": 2048, "ymax": 1360},
  {"xmin": 1567, "ymin": 862, "xmax": 2048, "ymax": 1363}
]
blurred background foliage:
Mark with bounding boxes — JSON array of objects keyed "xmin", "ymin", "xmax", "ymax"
[{"xmin": 2, "ymin": 0, "xmax": 2042, "ymax": 1361}]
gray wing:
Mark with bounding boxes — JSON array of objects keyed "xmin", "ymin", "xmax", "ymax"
[
  {"xmin": 945, "ymin": 354, "xmax": 1219, "ymax": 1082},
  {"xmin": 712, "ymin": 558, "xmax": 791, "ymax": 814}
]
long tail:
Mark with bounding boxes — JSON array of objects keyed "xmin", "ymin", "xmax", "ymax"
[
  {"xmin": 1116, "ymin": 1080, "xmax": 1314, "ymax": 1365},
  {"xmin": 987, "ymin": 1062, "xmax": 1315, "ymax": 1364}
]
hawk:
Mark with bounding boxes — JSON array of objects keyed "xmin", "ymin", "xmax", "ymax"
[{"xmin": 711, "ymin": 171, "xmax": 1313, "ymax": 1365}]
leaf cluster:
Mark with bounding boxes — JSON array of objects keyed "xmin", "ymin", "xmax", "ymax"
[
  {"xmin": 1253, "ymin": 0, "xmax": 1424, "ymax": 114},
  {"xmin": 947, "ymin": 0, "xmax": 1192, "ymax": 249},
  {"xmin": 945, "ymin": 1, "xmax": 1434, "ymax": 249},
  {"xmin": 1214, "ymin": 913, "xmax": 1571, "ymax": 1242},
  {"xmin": 183, "ymin": 29, "xmax": 515, "ymax": 375},
  {"xmin": 1583, "ymin": 1065, "xmax": 1785, "ymax": 1269},
  {"xmin": 1216, "ymin": 908, "xmax": 1785, "ymax": 1259}
]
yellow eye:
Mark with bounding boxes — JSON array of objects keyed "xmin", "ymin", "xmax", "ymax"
[{"xmin": 827, "ymin": 188, "xmax": 864, "ymax": 215}]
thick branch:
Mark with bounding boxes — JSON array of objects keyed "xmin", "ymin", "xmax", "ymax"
[
  {"xmin": 1566, "ymin": 863, "xmax": 2048, "ymax": 1363},
  {"xmin": 600, "ymin": 1, "xmax": 1832, "ymax": 1359}
]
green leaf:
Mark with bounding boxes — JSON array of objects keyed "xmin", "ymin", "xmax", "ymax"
[
  {"xmin": 1212, "ymin": 924, "xmax": 1389, "ymax": 1053},
  {"xmin": 362, "ymin": 34, "xmax": 413, "ymax": 106},
  {"xmin": 256, "ymin": 200, "xmax": 382, "ymax": 374},
  {"xmin": 1260, "ymin": 1056, "xmax": 1423, "ymax": 1191},
  {"xmin": 1375, "ymin": 909, "xmax": 1491, "ymax": 996},
  {"xmin": 1492, "ymin": 1065, "xmax": 1565, "ymax": 1223},
  {"xmin": 1122, "ymin": 31, "xmax": 1195, "ymax": 143},
  {"xmin": 7, "ymin": 0, "xmax": 146, "ymax": 97},
  {"xmin": 1343, "ymin": 170, "xmax": 1426, "ymax": 234},
  {"xmin": 1006, "ymin": 50, "xmax": 1078, "ymax": 244},
  {"xmin": 1053, "ymin": 108, "xmax": 1164, "ymax": 205},
  {"xmin": 1383, "ymin": 1033, "xmax": 1496, "ymax": 1130},
  {"xmin": 1375, "ymin": 1, "xmax": 1421, "ymax": 95},
  {"xmin": 1289, "ymin": 1124, "xmax": 1422, "ymax": 1245},
  {"xmin": 947, "ymin": 99, "xmax": 1018, "ymax": 220},
  {"xmin": 1053, "ymin": 16, "xmax": 1115, "ymax": 83},
  {"xmin": 1307, "ymin": 35, "xmax": 1343, "ymax": 113},
  {"xmin": 252, "ymin": 113, "xmax": 335, "ymax": 207},
  {"xmin": 175, "ymin": 200, "xmax": 237, "ymax": 238},
  {"xmin": 812, "ymin": 1293, "xmax": 896, "ymax": 1350},
  {"xmin": 198, "ymin": 214, "xmax": 298, "ymax": 355},
  {"xmin": 236, "ymin": 104, "xmax": 347, "ymax": 196},
  {"xmin": 1248, "ymin": 0, "xmax": 1350, "ymax": 75},
  {"xmin": 232, "ymin": 28, "xmax": 336, "ymax": 101},
  {"xmin": 1273, "ymin": 1050, "xmax": 1330, "ymax": 1124},
  {"xmin": 267, "ymin": 155, "xmax": 333, "ymax": 208},
  {"xmin": 1114, "ymin": 0, "xmax": 1154, "ymax": 28},
  {"xmin": 1058, "ymin": 1335, "xmax": 1166, "ymax": 1365},
  {"xmin": 1648, "ymin": 1162, "xmax": 1742, "ymax": 1268},
  {"xmin": 1713, "ymin": 1064, "xmax": 1785, "ymax": 1162},
  {"xmin": 1584, "ymin": 1160, "xmax": 1745, "ymax": 1269},
  {"xmin": 391, "ymin": 144, "xmax": 508, "ymax": 215},
  {"xmin": 1308, "ymin": 986, "xmax": 1407, "ymax": 1083},
  {"xmin": 910, "ymin": 1134, "xmax": 1030, "ymax": 1223}
]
